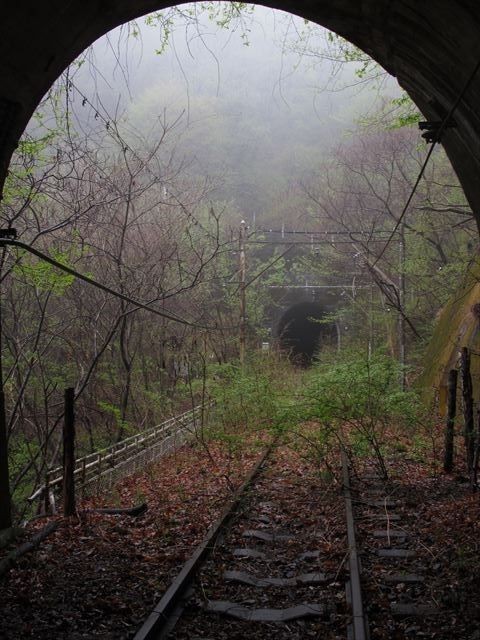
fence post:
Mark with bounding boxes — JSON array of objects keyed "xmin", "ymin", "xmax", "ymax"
[
  {"xmin": 63, "ymin": 387, "xmax": 76, "ymax": 517},
  {"xmin": 460, "ymin": 347, "xmax": 475, "ymax": 473},
  {"xmin": 444, "ymin": 369, "xmax": 458, "ymax": 473}
]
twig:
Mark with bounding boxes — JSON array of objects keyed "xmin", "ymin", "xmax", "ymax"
[
  {"xmin": 81, "ymin": 502, "xmax": 148, "ymax": 517},
  {"xmin": 0, "ymin": 521, "xmax": 59, "ymax": 578}
]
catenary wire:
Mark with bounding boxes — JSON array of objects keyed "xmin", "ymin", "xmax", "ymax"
[
  {"xmin": 372, "ymin": 55, "xmax": 480, "ymax": 266},
  {"xmin": 0, "ymin": 239, "xmax": 231, "ymax": 331}
]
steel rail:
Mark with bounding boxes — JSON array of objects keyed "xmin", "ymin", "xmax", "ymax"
[
  {"xmin": 133, "ymin": 442, "xmax": 275, "ymax": 640},
  {"xmin": 342, "ymin": 449, "xmax": 369, "ymax": 640}
]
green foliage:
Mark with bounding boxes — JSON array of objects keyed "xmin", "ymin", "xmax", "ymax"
[
  {"xmin": 9, "ymin": 437, "xmax": 40, "ymax": 479},
  {"xmin": 388, "ymin": 94, "xmax": 422, "ymax": 129},
  {"xmin": 206, "ymin": 352, "xmax": 297, "ymax": 437},
  {"xmin": 328, "ymin": 35, "xmax": 376, "ymax": 79},
  {"xmin": 145, "ymin": 3, "xmax": 254, "ymax": 54},
  {"xmin": 97, "ymin": 401, "xmax": 131, "ymax": 437},
  {"xmin": 323, "ymin": 35, "xmax": 421, "ymax": 131},
  {"xmin": 280, "ymin": 350, "xmax": 421, "ymax": 477},
  {"xmin": 9, "ymin": 437, "xmax": 41, "ymax": 511},
  {"xmin": 2, "ymin": 84, "xmax": 72, "ymax": 210},
  {"xmin": 13, "ymin": 249, "xmax": 76, "ymax": 295},
  {"xmin": 302, "ymin": 351, "xmax": 417, "ymax": 426}
]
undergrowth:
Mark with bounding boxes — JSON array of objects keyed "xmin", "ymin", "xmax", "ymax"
[{"xmin": 275, "ymin": 348, "xmax": 422, "ymax": 479}]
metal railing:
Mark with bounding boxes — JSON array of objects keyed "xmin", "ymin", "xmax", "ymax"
[{"xmin": 29, "ymin": 403, "xmax": 212, "ymax": 511}]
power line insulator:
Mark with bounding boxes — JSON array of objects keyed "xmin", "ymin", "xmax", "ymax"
[
  {"xmin": 0, "ymin": 228, "xmax": 17, "ymax": 239},
  {"xmin": 418, "ymin": 119, "xmax": 457, "ymax": 143}
]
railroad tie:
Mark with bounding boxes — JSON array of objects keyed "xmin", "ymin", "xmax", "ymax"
[
  {"xmin": 233, "ymin": 547, "xmax": 323, "ymax": 562},
  {"xmin": 204, "ymin": 601, "xmax": 326, "ymax": 622},
  {"xmin": 369, "ymin": 500, "xmax": 399, "ymax": 508},
  {"xmin": 254, "ymin": 514, "xmax": 271, "ymax": 524},
  {"xmin": 223, "ymin": 570, "xmax": 327, "ymax": 587},
  {"xmin": 233, "ymin": 548, "xmax": 267, "ymax": 559},
  {"xmin": 363, "ymin": 513, "xmax": 401, "ymax": 521},
  {"xmin": 383, "ymin": 574, "xmax": 424, "ymax": 584},
  {"xmin": 242, "ymin": 529, "xmax": 293, "ymax": 543},
  {"xmin": 373, "ymin": 529, "xmax": 408, "ymax": 540},
  {"xmin": 377, "ymin": 548, "xmax": 416, "ymax": 558},
  {"xmin": 390, "ymin": 603, "xmax": 440, "ymax": 617}
]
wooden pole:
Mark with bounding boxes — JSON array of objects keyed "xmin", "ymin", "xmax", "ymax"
[
  {"xmin": 443, "ymin": 368, "xmax": 457, "ymax": 473},
  {"xmin": 460, "ymin": 347, "xmax": 475, "ymax": 473},
  {"xmin": 62, "ymin": 387, "xmax": 76, "ymax": 517},
  {"xmin": 239, "ymin": 220, "xmax": 247, "ymax": 367},
  {"xmin": 398, "ymin": 219, "xmax": 406, "ymax": 389}
]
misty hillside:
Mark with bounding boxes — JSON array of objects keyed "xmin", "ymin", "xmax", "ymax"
[{"xmin": 70, "ymin": 6, "xmax": 398, "ymax": 222}]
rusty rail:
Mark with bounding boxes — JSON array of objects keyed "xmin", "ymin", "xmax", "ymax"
[
  {"xmin": 342, "ymin": 449, "xmax": 369, "ymax": 640},
  {"xmin": 133, "ymin": 443, "xmax": 275, "ymax": 640}
]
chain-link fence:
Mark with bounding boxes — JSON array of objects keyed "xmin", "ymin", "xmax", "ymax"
[{"xmin": 28, "ymin": 403, "xmax": 211, "ymax": 513}]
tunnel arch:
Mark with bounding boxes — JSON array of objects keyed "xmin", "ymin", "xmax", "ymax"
[
  {"xmin": 277, "ymin": 301, "xmax": 335, "ymax": 365},
  {"xmin": 1, "ymin": 1, "xmax": 480, "ymax": 228}
]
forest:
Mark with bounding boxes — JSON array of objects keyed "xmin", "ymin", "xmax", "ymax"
[
  {"xmin": 0, "ymin": 2, "xmax": 475, "ymax": 525},
  {"xmin": 2, "ymin": 4, "xmax": 480, "ymax": 639}
]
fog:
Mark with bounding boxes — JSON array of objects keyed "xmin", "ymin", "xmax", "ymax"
[{"xmin": 69, "ymin": 4, "xmax": 399, "ymax": 222}]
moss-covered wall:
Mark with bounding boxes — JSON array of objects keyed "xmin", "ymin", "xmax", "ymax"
[{"xmin": 417, "ymin": 257, "xmax": 480, "ymax": 414}]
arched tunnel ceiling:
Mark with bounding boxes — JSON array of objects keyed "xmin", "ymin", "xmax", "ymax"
[{"xmin": 1, "ymin": 1, "xmax": 480, "ymax": 224}]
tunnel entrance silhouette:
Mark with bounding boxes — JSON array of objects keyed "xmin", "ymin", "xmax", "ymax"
[{"xmin": 277, "ymin": 301, "xmax": 334, "ymax": 365}]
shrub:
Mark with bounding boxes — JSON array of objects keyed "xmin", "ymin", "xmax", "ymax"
[{"xmin": 283, "ymin": 349, "xmax": 420, "ymax": 478}]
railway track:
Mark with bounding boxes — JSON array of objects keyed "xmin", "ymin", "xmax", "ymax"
[
  {"xmin": 132, "ymin": 446, "xmax": 467, "ymax": 639},
  {"xmin": 133, "ymin": 444, "xmax": 367, "ymax": 640},
  {"xmin": 349, "ymin": 459, "xmax": 445, "ymax": 639}
]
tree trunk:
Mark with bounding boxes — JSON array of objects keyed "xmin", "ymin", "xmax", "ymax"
[{"xmin": 63, "ymin": 388, "xmax": 76, "ymax": 517}]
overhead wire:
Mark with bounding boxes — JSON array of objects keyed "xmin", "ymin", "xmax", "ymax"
[
  {"xmin": 0, "ymin": 239, "xmax": 230, "ymax": 331},
  {"xmin": 43, "ymin": 57, "xmax": 479, "ymax": 329},
  {"xmin": 248, "ymin": 239, "xmax": 397, "ymax": 245},
  {"xmin": 244, "ymin": 244, "xmax": 295, "ymax": 289},
  {"xmin": 372, "ymin": 55, "xmax": 480, "ymax": 267},
  {"xmin": 255, "ymin": 227, "xmax": 393, "ymax": 236},
  {"xmin": 66, "ymin": 52, "xmax": 480, "ymax": 279}
]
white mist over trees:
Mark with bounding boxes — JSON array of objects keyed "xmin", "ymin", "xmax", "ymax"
[{"xmin": 69, "ymin": 5, "xmax": 398, "ymax": 223}]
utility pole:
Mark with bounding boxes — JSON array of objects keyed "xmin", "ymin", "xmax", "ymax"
[
  {"xmin": 239, "ymin": 220, "xmax": 247, "ymax": 366},
  {"xmin": 398, "ymin": 219, "xmax": 406, "ymax": 389}
]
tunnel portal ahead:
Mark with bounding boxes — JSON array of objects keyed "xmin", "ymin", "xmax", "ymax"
[{"xmin": 277, "ymin": 301, "xmax": 335, "ymax": 365}]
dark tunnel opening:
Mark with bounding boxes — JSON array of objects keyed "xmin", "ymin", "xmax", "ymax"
[{"xmin": 277, "ymin": 301, "xmax": 335, "ymax": 365}]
